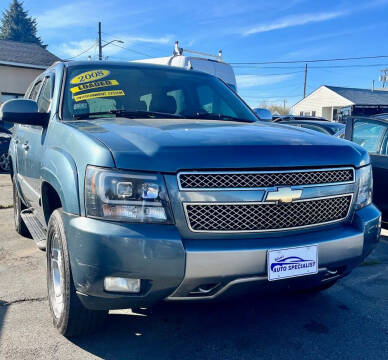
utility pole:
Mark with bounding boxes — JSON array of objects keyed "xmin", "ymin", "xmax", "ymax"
[
  {"xmin": 303, "ymin": 63, "xmax": 308, "ymax": 98},
  {"xmin": 283, "ymin": 99, "xmax": 286, "ymax": 110},
  {"xmin": 98, "ymin": 22, "xmax": 102, "ymax": 61}
]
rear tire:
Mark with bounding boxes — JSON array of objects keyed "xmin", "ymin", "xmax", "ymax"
[
  {"xmin": 13, "ymin": 176, "xmax": 30, "ymax": 237},
  {"xmin": 47, "ymin": 209, "xmax": 107, "ymax": 337}
]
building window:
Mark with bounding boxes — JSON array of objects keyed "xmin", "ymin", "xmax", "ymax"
[
  {"xmin": 300, "ymin": 111, "xmax": 304, "ymax": 116},
  {"xmin": 312, "ymin": 111, "xmax": 316, "ymax": 116},
  {"xmin": 1, "ymin": 92, "xmax": 24, "ymax": 103}
]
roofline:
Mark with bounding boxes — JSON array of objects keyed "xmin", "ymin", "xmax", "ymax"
[
  {"xmin": 0, "ymin": 60, "xmax": 47, "ymax": 70},
  {"xmin": 291, "ymin": 85, "xmax": 356, "ymax": 108},
  {"xmin": 291, "ymin": 85, "xmax": 325, "ymax": 108}
]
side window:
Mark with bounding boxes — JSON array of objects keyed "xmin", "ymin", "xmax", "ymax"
[
  {"xmin": 37, "ymin": 77, "xmax": 52, "ymax": 113},
  {"xmin": 381, "ymin": 133, "xmax": 388, "ymax": 156},
  {"xmin": 352, "ymin": 119, "xmax": 388, "ymax": 154},
  {"xmin": 29, "ymin": 80, "xmax": 42, "ymax": 101}
]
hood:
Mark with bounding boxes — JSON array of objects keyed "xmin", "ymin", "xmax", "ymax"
[{"xmin": 67, "ymin": 118, "xmax": 369, "ymax": 172}]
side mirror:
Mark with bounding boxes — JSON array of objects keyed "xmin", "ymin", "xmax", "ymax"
[
  {"xmin": 344, "ymin": 117, "xmax": 354, "ymax": 141},
  {"xmin": 0, "ymin": 99, "xmax": 49, "ymax": 126}
]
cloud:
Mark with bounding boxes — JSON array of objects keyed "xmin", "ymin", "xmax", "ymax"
[
  {"xmin": 56, "ymin": 35, "xmax": 173, "ymax": 59},
  {"xmin": 58, "ymin": 39, "xmax": 99, "ymax": 58},
  {"xmin": 36, "ymin": 1, "xmax": 146, "ymax": 29},
  {"xmin": 242, "ymin": 11, "xmax": 347, "ymax": 36},
  {"xmin": 117, "ymin": 35, "xmax": 172, "ymax": 45},
  {"xmin": 236, "ymin": 74, "xmax": 294, "ymax": 88},
  {"xmin": 36, "ymin": 2, "xmax": 103, "ymax": 29}
]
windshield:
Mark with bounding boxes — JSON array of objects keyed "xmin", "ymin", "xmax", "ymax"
[{"xmin": 62, "ymin": 64, "xmax": 256, "ymax": 122}]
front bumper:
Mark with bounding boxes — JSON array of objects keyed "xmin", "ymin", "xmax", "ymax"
[{"xmin": 63, "ymin": 204, "xmax": 381, "ymax": 310}]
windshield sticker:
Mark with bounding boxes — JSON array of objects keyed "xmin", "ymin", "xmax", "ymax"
[
  {"xmin": 70, "ymin": 79, "xmax": 119, "ymax": 94},
  {"xmin": 74, "ymin": 90, "xmax": 125, "ymax": 102},
  {"xmin": 70, "ymin": 70, "xmax": 110, "ymax": 85}
]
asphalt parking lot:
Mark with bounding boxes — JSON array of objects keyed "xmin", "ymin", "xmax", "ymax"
[{"xmin": 0, "ymin": 174, "xmax": 387, "ymax": 360}]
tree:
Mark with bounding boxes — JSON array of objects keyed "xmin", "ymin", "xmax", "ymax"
[
  {"xmin": 0, "ymin": 0, "xmax": 44, "ymax": 47},
  {"xmin": 259, "ymin": 102, "xmax": 291, "ymax": 115}
]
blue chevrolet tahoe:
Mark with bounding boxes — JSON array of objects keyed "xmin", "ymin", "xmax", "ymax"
[{"xmin": 0, "ymin": 61, "xmax": 381, "ymax": 337}]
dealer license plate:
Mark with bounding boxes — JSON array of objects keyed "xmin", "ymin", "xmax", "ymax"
[{"xmin": 267, "ymin": 245, "xmax": 318, "ymax": 281}]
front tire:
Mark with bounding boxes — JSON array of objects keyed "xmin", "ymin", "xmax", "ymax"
[{"xmin": 47, "ymin": 209, "xmax": 107, "ymax": 337}]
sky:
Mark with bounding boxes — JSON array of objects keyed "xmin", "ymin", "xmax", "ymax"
[{"xmin": 1, "ymin": 0, "xmax": 388, "ymax": 108}]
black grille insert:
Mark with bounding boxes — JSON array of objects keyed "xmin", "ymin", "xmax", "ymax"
[
  {"xmin": 185, "ymin": 195, "xmax": 352, "ymax": 232},
  {"xmin": 179, "ymin": 169, "xmax": 354, "ymax": 190}
]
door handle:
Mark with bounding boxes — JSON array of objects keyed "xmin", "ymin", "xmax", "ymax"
[{"xmin": 22, "ymin": 142, "xmax": 30, "ymax": 151}]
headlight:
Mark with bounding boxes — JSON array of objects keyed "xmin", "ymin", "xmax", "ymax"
[
  {"xmin": 356, "ymin": 165, "xmax": 373, "ymax": 209},
  {"xmin": 85, "ymin": 166, "xmax": 173, "ymax": 223}
]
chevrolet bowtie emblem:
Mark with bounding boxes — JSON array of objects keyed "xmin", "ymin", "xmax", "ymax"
[{"xmin": 265, "ymin": 187, "xmax": 302, "ymax": 203}]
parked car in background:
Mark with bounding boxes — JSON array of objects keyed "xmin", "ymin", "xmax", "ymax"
[
  {"xmin": 278, "ymin": 120, "xmax": 345, "ymax": 138},
  {"xmin": 0, "ymin": 61, "xmax": 381, "ymax": 337},
  {"xmin": 273, "ymin": 115, "xmax": 328, "ymax": 122},
  {"xmin": 0, "ymin": 125, "xmax": 11, "ymax": 172},
  {"xmin": 345, "ymin": 115, "xmax": 388, "ymax": 228},
  {"xmin": 253, "ymin": 108, "xmax": 272, "ymax": 121}
]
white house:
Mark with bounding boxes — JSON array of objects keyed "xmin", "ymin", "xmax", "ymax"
[{"xmin": 292, "ymin": 85, "xmax": 388, "ymax": 121}]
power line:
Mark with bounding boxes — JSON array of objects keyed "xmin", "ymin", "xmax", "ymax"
[
  {"xmin": 230, "ymin": 54, "xmax": 388, "ymax": 65},
  {"xmin": 233, "ymin": 63, "xmax": 388, "ymax": 70},
  {"xmin": 104, "ymin": 40, "xmax": 152, "ymax": 58},
  {"xmin": 65, "ymin": 41, "xmax": 98, "ymax": 60},
  {"xmin": 243, "ymin": 94, "xmax": 302, "ymax": 99},
  {"xmin": 235, "ymin": 70, "xmax": 305, "ymax": 76}
]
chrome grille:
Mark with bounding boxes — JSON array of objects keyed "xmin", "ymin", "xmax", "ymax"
[
  {"xmin": 184, "ymin": 195, "xmax": 352, "ymax": 232},
  {"xmin": 178, "ymin": 168, "xmax": 354, "ymax": 190}
]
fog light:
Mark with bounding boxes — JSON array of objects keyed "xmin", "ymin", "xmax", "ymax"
[{"xmin": 104, "ymin": 277, "xmax": 141, "ymax": 293}]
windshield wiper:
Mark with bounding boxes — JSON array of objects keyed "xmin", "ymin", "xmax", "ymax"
[
  {"xmin": 73, "ymin": 109, "xmax": 185, "ymax": 120},
  {"xmin": 190, "ymin": 112, "xmax": 251, "ymax": 123},
  {"xmin": 110, "ymin": 110, "xmax": 185, "ymax": 119}
]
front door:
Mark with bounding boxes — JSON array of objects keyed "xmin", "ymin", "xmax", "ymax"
[
  {"xmin": 346, "ymin": 117, "xmax": 388, "ymax": 225},
  {"xmin": 17, "ymin": 78, "xmax": 43, "ymax": 207},
  {"xmin": 19, "ymin": 75, "xmax": 53, "ymax": 223}
]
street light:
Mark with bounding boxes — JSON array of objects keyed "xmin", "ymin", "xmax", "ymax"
[
  {"xmin": 102, "ymin": 39, "xmax": 124, "ymax": 49},
  {"xmin": 99, "ymin": 39, "xmax": 124, "ymax": 60}
]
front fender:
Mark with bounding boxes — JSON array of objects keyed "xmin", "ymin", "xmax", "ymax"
[{"xmin": 41, "ymin": 147, "xmax": 80, "ymax": 215}]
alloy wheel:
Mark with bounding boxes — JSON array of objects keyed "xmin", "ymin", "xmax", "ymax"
[{"xmin": 49, "ymin": 230, "xmax": 65, "ymax": 319}]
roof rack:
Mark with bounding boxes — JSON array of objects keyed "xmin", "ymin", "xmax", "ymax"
[{"xmin": 173, "ymin": 41, "xmax": 223, "ymax": 61}]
